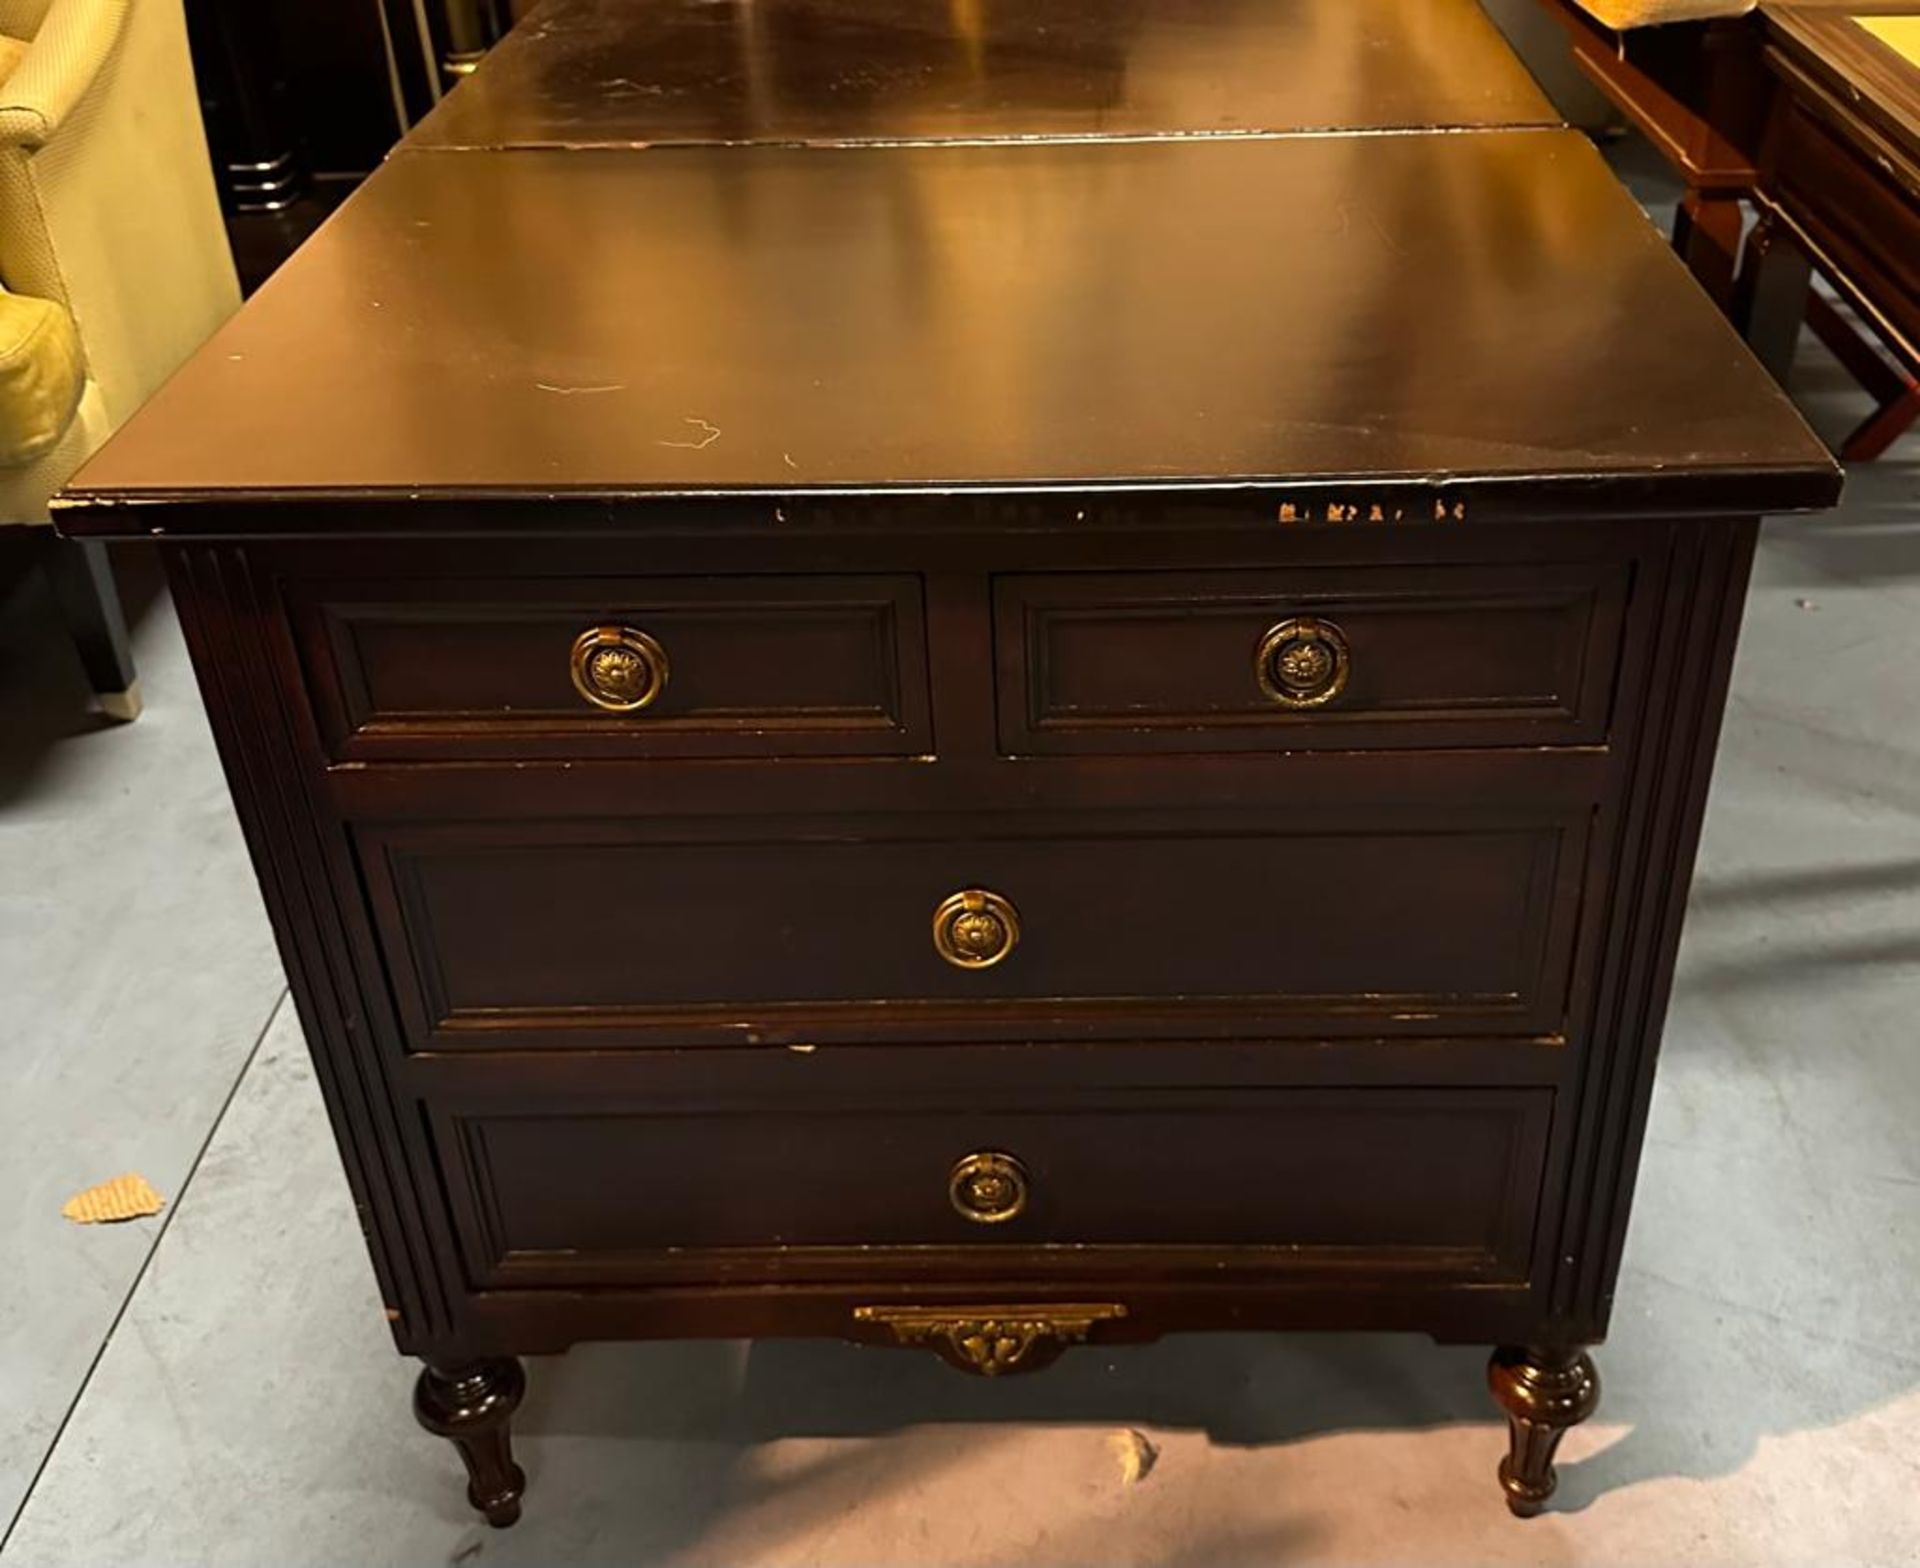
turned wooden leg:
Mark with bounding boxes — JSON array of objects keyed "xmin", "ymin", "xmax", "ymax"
[
  {"xmin": 1487, "ymin": 1345, "xmax": 1600, "ymax": 1518},
  {"xmin": 414, "ymin": 1357, "xmax": 527, "ymax": 1527},
  {"xmin": 1801, "ymin": 288, "xmax": 1920, "ymax": 461}
]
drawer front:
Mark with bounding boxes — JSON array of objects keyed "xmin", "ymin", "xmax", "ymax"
[
  {"xmin": 363, "ymin": 807, "xmax": 1592, "ymax": 1046},
  {"xmin": 289, "ymin": 573, "xmax": 932, "ymax": 760},
  {"xmin": 431, "ymin": 1078, "xmax": 1553, "ymax": 1289},
  {"xmin": 997, "ymin": 563, "xmax": 1628, "ymax": 754}
]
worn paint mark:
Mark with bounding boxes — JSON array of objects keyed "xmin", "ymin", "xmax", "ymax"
[
  {"xmin": 658, "ymin": 416, "xmax": 723, "ymax": 450},
  {"xmin": 1109, "ymin": 1429, "xmax": 1160, "ymax": 1484},
  {"xmin": 1276, "ymin": 497, "xmax": 1459, "ymax": 526}
]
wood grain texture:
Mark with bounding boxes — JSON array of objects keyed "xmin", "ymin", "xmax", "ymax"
[{"xmin": 1767, "ymin": 3, "xmax": 1920, "ymax": 163}]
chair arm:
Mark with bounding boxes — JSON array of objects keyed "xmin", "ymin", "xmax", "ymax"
[
  {"xmin": 0, "ymin": 282, "xmax": 83, "ymax": 465},
  {"xmin": 0, "ymin": 0, "xmax": 131, "ymax": 153}
]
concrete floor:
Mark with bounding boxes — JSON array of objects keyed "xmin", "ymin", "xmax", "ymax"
[{"xmin": 3, "ymin": 176, "xmax": 1919, "ymax": 1564}]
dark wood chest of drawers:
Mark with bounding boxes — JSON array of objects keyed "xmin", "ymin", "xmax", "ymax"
[{"xmin": 61, "ymin": 0, "xmax": 1837, "ymax": 1528}]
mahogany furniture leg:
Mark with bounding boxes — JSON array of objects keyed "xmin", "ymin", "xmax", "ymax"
[
  {"xmin": 42, "ymin": 537, "xmax": 140, "ymax": 721},
  {"xmin": 1487, "ymin": 1345, "xmax": 1601, "ymax": 1518},
  {"xmin": 413, "ymin": 1358, "xmax": 528, "ymax": 1527},
  {"xmin": 1671, "ymin": 189, "xmax": 1744, "ymax": 307},
  {"xmin": 1839, "ymin": 384, "xmax": 1920, "ymax": 462},
  {"xmin": 1805, "ymin": 290, "xmax": 1920, "ymax": 462},
  {"xmin": 1732, "ymin": 210, "xmax": 1812, "ymax": 385}
]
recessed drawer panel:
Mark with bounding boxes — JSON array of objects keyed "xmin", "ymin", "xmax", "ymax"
[
  {"xmin": 288, "ymin": 573, "xmax": 932, "ymax": 760},
  {"xmin": 431, "ymin": 1077, "xmax": 1553, "ymax": 1289},
  {"xmin": 364, "ymin": 807, "xmax": 1591, "ymax": 1046},
  {"xmin": 996, "ymin": 563, "xmax": 1628, "ymax": 754}
]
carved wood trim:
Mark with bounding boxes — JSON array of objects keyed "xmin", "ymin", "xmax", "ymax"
[
  {"xmin": 1544, "ymin": 518, "xmax": 1758, "ymax": 1333},
  {"xmin": 166, "ymin": 543, "xmax": 463, "ymax": 1348}
]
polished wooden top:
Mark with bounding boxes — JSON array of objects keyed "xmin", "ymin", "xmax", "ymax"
[
  {"xmin": 1768, "ymin": 3, "xmax": 1920, "ymax": 159},
  {"xmin": 407, "ymin": 0, "xmax": 1559, "ymax": 150},
  {"xmin": 65, "ymin": 129, "xmax": 1835, "ymax": 524}
]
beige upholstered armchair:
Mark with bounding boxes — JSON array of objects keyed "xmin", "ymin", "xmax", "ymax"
[{"xmin": 0, "ymin": 0, "xmax": 236, "ymax": 718}]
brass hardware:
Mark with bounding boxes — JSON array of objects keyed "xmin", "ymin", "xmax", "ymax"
[
  {"xmin": 1255, "ymin": 616, "xmax": 1350, "ymax": 709},
  {"xmin": 570, "ymin": 625, "xmax": 669, "ymax": 713},
  {"xmin": 853, "ymin": 1303, "xmax": 1127, "ymax": 1377},
  {"xmin": 948, "ymin": 1151, "xmax": 1029, "ymax": 1225},
  {"xmin": 932, "ymin": 888, "xmax": 1020, "ymax": 970}
]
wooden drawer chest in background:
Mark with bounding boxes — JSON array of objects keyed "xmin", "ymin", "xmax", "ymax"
[{"xmin": 60, "ymin": 0, "xmax": 1838, "ymax": 1529}]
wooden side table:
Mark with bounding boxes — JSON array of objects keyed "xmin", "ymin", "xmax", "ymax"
[
  {"xmin": 1537, "ymin": 0, "xmax": 1920, "ymax": 458},
  {"xmin": 1739, "ymin": 6, "xmax": 1920, "ymax": 458}
]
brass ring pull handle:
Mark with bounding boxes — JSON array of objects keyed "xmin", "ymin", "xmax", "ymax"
[
  {"xmin": 948, "ymin": 1151, "xmax": 1030, "ymax": 1225},
  {"xmin": 571, "ymin": 625, "xmax": 670, "ymax": 713},
  {"xmin": 932, "ymin": 888, "xmax": 1020, "ymax": 970},
  {"xmin": 1255, "ymin": 616, "xmax": 1350, "ymax": 709}
]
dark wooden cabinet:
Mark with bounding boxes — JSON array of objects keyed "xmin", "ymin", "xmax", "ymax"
[{"xmin": 61, "ymin": 0, "xmax": 1838, "ymax": 1531}]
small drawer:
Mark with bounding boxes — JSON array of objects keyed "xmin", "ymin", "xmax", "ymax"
[
  {"xmin": 996, "ymin": 563, "xmax": 1628, "ymax": 754},
  {"xmin": 429, "ymin": 1070, "xmax": 1553, "ymax": 1290},
  {"xmin": 288, "ymin": 573, "xmax": 932, "ymax": 760},
  {"xmin": 362, "ymin": 803, "xmax": 1592, "ymax": 1047}
]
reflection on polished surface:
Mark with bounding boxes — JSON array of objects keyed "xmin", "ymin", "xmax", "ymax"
[
  {"xmin": 409, "ymin": 0, "xmax": 1559, "ymax": 148},
  {"xmin": 70, "ymin": 131, "xmax": 1829, "ymax": 504}
]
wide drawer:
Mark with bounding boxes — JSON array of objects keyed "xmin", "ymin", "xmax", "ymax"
[
  {"xmin": 429, "ymin": 1073, "xmax": 1554, "ymax": 1289},
  {"xmin": 996, "ymin": 562, "xmax": 1629, "ymax": 754},
  {"xmin": 362, "ymin": 805, "xmax": 1593, "ymax": 1046},
  {"xmin": 287, "ymin": 572, "xmax": 932, "ymax": 760}
]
